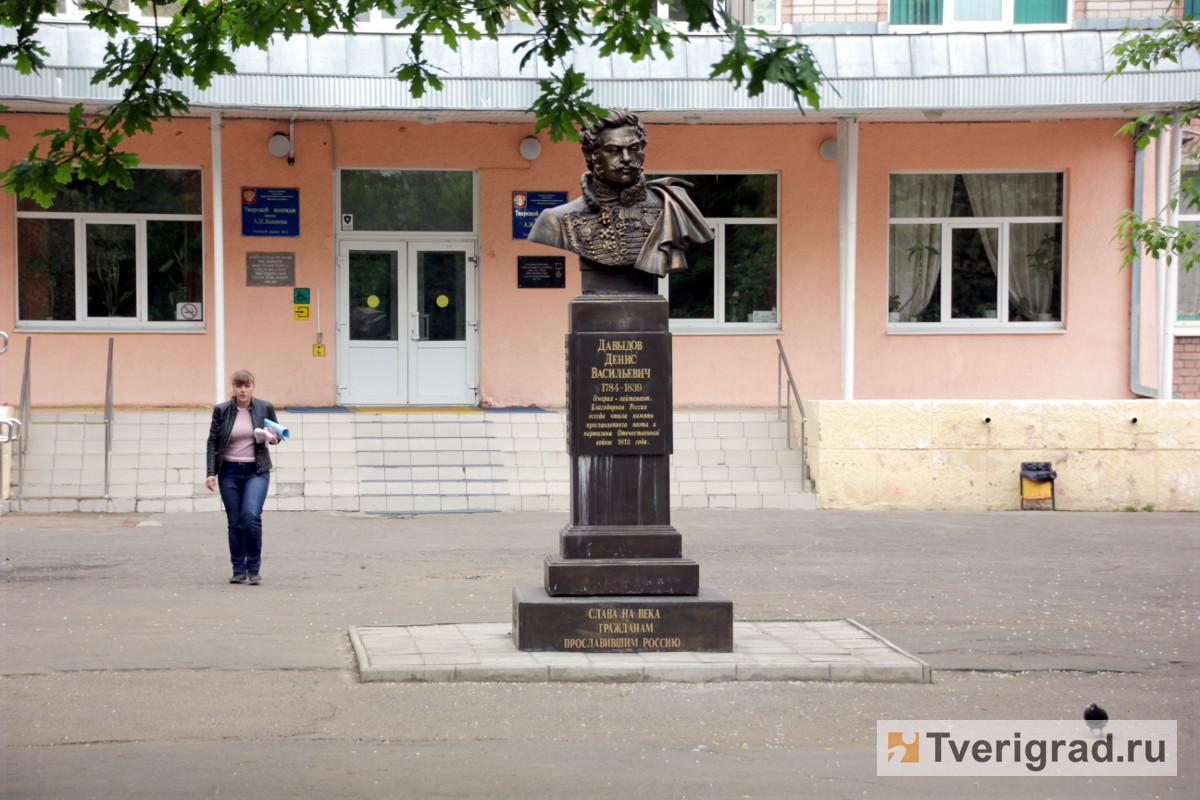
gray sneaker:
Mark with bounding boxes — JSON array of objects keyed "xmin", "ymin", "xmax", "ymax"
[
  {"xmin": 230, "ymin": 573, "xmax": 249, "ymax": 584},
  {"xmin": 248, "ymin": 572, "xmax": 262, "ymax": 585}
]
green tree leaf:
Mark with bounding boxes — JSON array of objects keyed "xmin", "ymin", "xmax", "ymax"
[
  {"xmin": 1, "ymin": 0, "xmax": 826, "ymax": 204},
  {"xmin": 1108, "ymin": 3, "xmax": 1199, "ymax": 271}
]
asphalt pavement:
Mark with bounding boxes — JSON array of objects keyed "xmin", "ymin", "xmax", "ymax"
[{"xmin": 1, "ymin": 508, "xmax": 1196, "ymax": 799}]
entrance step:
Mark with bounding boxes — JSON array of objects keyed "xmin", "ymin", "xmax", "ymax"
[
  {"xmin": 4, "ymin": 408, "xmax": 814, "ymax": 513},
  {"xmin": 353, "ymin": 414, "xmax": 509, "ymax": 514}
]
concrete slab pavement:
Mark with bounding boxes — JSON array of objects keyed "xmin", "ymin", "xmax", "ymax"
[{"xmin": 2, "ymin": 508, "xmax": 1197, "ymax": 799}]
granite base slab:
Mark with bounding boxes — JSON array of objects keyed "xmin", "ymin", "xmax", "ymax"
[{"xmin": 349, "ymin": 619, "xmax": 931, "ymax": 684}]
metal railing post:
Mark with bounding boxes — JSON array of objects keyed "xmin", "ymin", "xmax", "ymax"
[
  {"xmin": 104, "ymin": 338, "xmax": 114, "ymax": 500},
  {"xmin": 17, "ymin": 337, "xmax": 32, "ymax": 500}
]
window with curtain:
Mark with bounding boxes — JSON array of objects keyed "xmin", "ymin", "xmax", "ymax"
[
  {"xmin": 17, "ymin": 169, "xmax": 204, "ymax": 328},
  {"xmin": 888, "ymin": 172, "xmax": 1064, "ymax": 328},
  {"xmin": 1179, "ymin": 157, "xmax": 1200, "ymax": 322},
  {"xmin": 890, "ymin": 0, "xmax": 1068, "ymax": 26},
  {"xmin": 52, "ymin": 1, "xmax": 182, "ymax": 20},
  {"xmin": 648, "ymin": 174, "xmax": 780, "ymax": 330},
  {"xmin": 658, "ymin": 0, "xmax": 780, "ymax": 27}
]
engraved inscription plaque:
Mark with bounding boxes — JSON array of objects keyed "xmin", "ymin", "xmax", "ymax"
[
  {"xmin": 246, "ymin": 252, "xmax": 296, "ymax": 286},
  {"xmin": 512, "ymin": 586, "xmax": 734, "ymax": 652},
  {"xmin": 569, "ymin": 332, "xmax": 671, "ymax": 456},
  {"xmin": 517, "ymin": 255, "xmax": 566, "ymax": 289}
]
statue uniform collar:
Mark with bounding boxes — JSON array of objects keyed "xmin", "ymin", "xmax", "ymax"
[{"xmin": 581, "ymin": 172, "xmax": 648, "ymax": 210}]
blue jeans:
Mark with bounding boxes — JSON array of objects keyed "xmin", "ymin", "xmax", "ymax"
[{"xmin": 217, "ymin": 462, "xmax": 270, "ymax": 574}]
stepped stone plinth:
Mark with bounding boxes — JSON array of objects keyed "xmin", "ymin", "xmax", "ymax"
[{"xmin": 512, "ymin": 294, "xmax": 733, "ymax": 652}]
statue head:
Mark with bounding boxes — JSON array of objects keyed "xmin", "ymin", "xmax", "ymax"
[{"xmin": 581, "ymin": 108, "xmax": 648, "ymax": 189}]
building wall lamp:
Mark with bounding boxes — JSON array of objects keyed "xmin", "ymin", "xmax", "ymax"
[{"xmin": 268, "ymin": 131, "xmax": 293, "ymax": 165}]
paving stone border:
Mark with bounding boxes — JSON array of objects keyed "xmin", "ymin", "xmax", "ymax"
[{"xmin": 349, "ymin": 619, "xmax": 931, "ymax": 684}]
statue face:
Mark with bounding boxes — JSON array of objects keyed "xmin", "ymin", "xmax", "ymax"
[{"xmin": 592, "ymin": 125, "xmax": 645, "ymax": 189}]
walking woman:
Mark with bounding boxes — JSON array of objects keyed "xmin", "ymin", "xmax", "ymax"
[{"xmin": 205, "ymin": 370, "xmax": 281, "ymax": 585}]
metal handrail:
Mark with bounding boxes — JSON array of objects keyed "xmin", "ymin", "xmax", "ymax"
[
  {"xmin": 16, "ymin": 337, "xmax": 31, "ymax": 501},
  {"xmin": 6, "ymin": 337, "xmax": 115, "ymax": 506},
  {"xmin": 0, "ymin": 418, "xmax": 19, "ymax": 507},
  {"xmin": 0, "ymin": 331, "xmax": 16, "ymax": 506},
  {"xmin": 776, "ymin": 338, "xmax": 810, "ymax": 484}
]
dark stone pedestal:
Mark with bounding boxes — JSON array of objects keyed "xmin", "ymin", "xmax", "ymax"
[
  {"xmin": 512, "ymin": 586, "xmax": 733, "ymax": 652},
  {"xmin": 559, "ymin": 524, "xmax": 682, "ymax": 559},
  {"xmin": 512, "ymin": 291, "xmax": 734, "ymax": 653},
  {"xmin": 545, "ymin": 554, "xmax": 699, "ymax": 596}
]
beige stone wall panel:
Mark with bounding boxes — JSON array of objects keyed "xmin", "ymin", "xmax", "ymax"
[
  {"xmin": 1155, "ymin": 402, "xmax": 1200, "ymax": 449},
  {"xmin": 815, "ymin": 401, "xmax": 878, "ymax": 449},
  {"xmin": 931, "ymin": 401, "xmax": 990, "ymax": 449},
  {"xmin": 985, "ymin": 401, "xmax": 1047, "ymax": 449},
  {"xmin": 874, "ymin": 400, "xmax": 935, "ymax": 450},
  {"xmin": 814, "ymin": 449, "xmax": 879, "ymax": 509},
  {"xmin": 1155, "ymin": 450, "xmax": 1200, "ymax": 510},
  {"xmin": 807, "ymin": 399, "xmax": 1200, "ymax": 511}
]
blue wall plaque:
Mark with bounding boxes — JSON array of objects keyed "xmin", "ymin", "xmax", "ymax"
[
  {"xmin": 512, "ymin": 191, "xmax": 567, "ymax": 240},
  {"xmin": 242, "ymin": 187, "xmax": 300, "ymax": 237}
]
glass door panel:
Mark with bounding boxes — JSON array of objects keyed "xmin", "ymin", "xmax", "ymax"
[
  {"xmin": 349, "ymin": 250, "xmax": 399, "ymax": 341},
  {"xmin": 339, "ymin": 242, "xmax": 407, "ymax": 404},
  {"xmin": 408, "ymin": 243, "xmax": 475, "ymax": 405},
  {"xmin": 414, "ymin": 249, "xmax": 466, "ymax": 342}
]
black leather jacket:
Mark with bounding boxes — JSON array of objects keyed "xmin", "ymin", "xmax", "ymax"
[{"xmin": 206, "ymin": 397, "xmax": 279, "ymax": 477}]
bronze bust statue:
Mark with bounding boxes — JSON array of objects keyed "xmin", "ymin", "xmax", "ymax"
[{"xmin": 528, "ymin": 108, "xmax": 713, "ymax": 294}]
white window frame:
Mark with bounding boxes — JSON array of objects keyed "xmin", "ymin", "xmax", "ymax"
[
  {"xmin": 650, "ymin": 171, "xmax": 781, "ymax": 334},
  {"xmin": 335, "ymin": 168, "xmax": 479, "ymax": 238},
  {"xmin": 1178, "ymin": 144, "xmax": 1200, "ymax": 333},
  {"xmin": 50, "ymin": 1, "xmax": 181, "ymax": 23},
  {"xmin": 656, "ymin": 0, "xmax": 782, "ymax": 31},
  {"xmin": 346, "ymin": 4, "xmax": 492, "ymax": 33},
  {"xmin": 15, "ymin": 174, "xmax": 205, "ymax": 332},
  {"xmin": 349, "ymin": 5, "xmax": 417, "ymax": 32},
  {"xmin": 891, "ymin": 0, "xmax": 1074, "ymax": 33},
  {"xmin": 887, "ymin": 170, "xmax": 1066, "ymax": 335}
]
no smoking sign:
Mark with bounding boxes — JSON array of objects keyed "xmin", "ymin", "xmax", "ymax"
[{"xmin": 176, "ymin": 302, "xmax": 202, "ymax": 321}]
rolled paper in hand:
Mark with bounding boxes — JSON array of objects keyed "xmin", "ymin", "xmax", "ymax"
[
  {"xmin": 253, "ymin": 428, "xmax": 269, "ymax": 443},
  {"xmin": 263, "ymin": 418, "xmax": 290, "ymax": 440}
]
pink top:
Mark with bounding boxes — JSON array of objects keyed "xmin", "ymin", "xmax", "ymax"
[{"xmin": 224, "ymin": 406, "xmax": 256, "ymax": 463}]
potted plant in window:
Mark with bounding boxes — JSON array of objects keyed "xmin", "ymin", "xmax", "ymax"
[
  {"xmin": 95, "ymin": 252, "xmax": 134, "ymax": 317},
  {"xmin": 897, "ymin": 240, "xmax": 939, "ymax": 323},
  {"xmin": 1014, "ymin": 232, "xmax": 1061, "ymax": 321}
]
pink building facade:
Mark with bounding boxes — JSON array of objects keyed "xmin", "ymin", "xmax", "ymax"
[{"xmin": 2, "ymin": 3, "xmax": 1198, "ymax": 411}]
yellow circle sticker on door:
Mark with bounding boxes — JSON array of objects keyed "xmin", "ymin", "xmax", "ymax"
[
  {"xmin": 436, "ymin": 295, "xmax": 450, "ymax": 308},
  {"xmin": 367, "ymin": 295, "xmax": 380, "ymax": 308}
]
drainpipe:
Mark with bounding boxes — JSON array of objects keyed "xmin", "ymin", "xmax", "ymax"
[
  {"xmin": 1129, "ymin": 129, "xmax": 1157, "ymax": 397},
  {"xmin": 837, "ymin": 117, "xmax": 859, "ymax": 400},
  {"xmin": 211, "ymin": 110, "xmax": 226, "ymax": 403},
  {"xmin": 1156, "ymin": 117, "xmax": 1182, "ymax": 398}
]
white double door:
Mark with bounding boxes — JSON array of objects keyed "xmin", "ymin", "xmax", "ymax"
[{"xmin": 337, "ymin": 239, "xmax": 477, "ymax": 405}]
